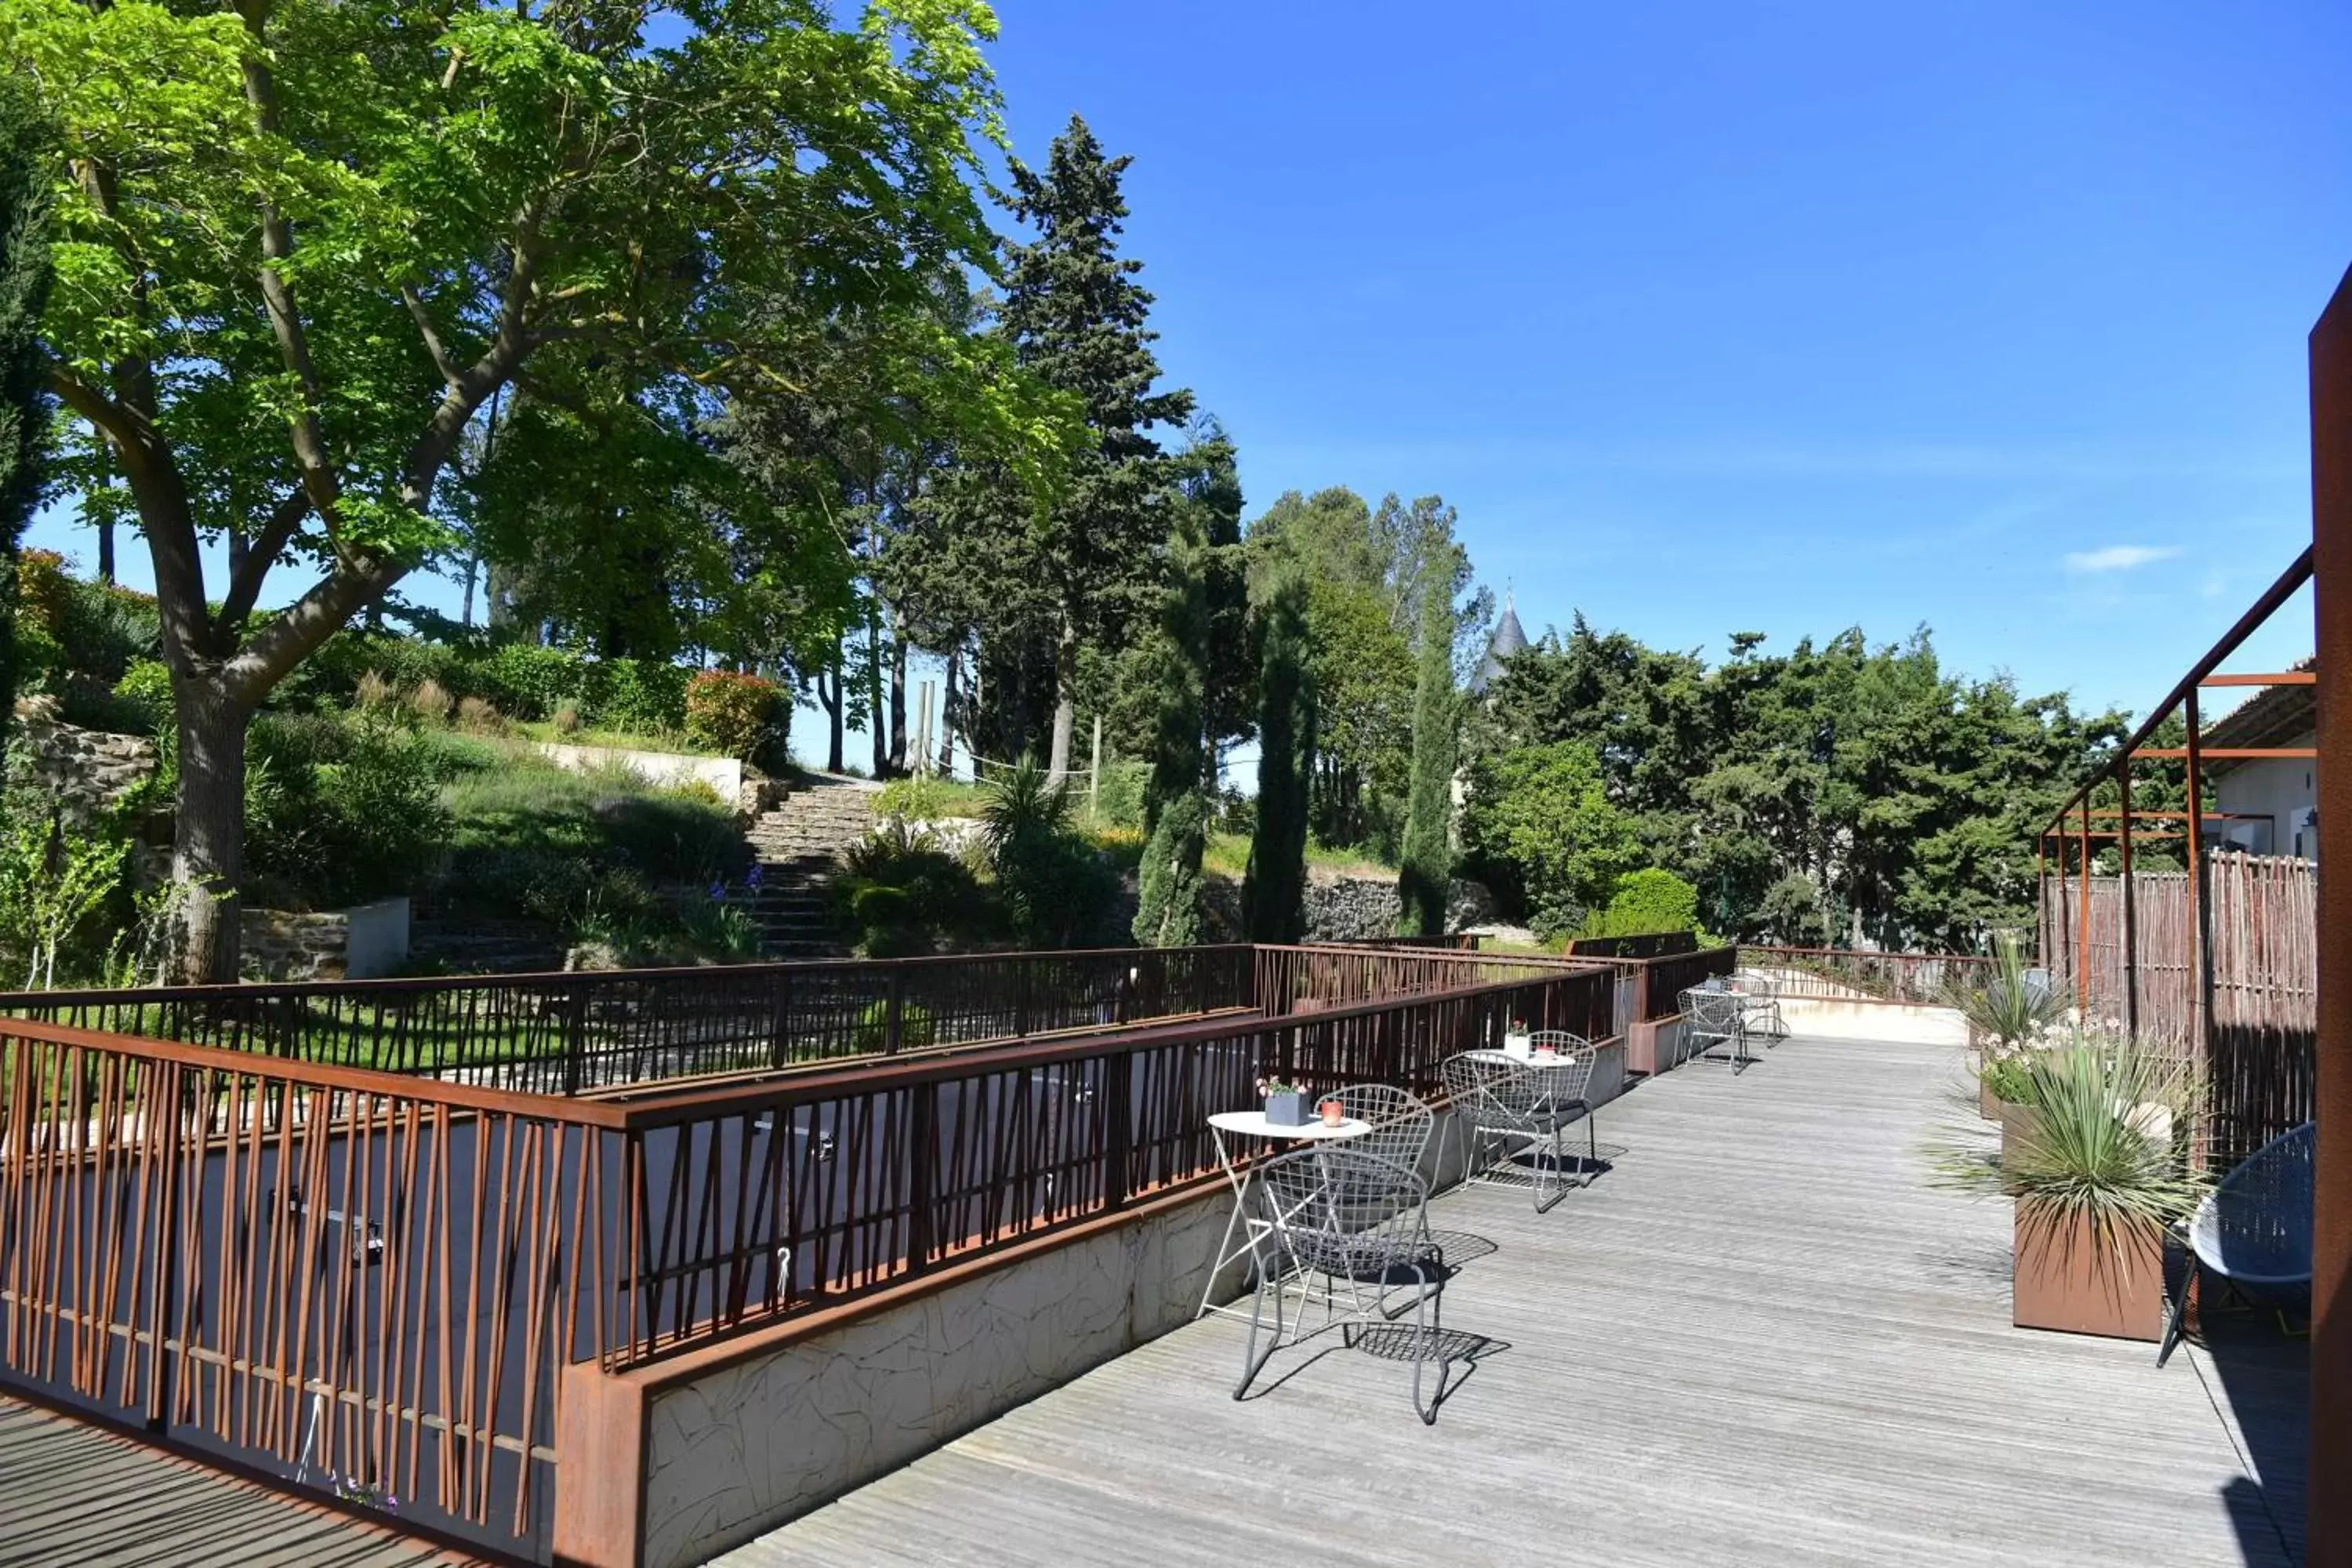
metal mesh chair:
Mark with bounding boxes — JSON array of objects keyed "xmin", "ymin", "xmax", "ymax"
[
  {"xmin": 1681, "ymin": 986, "xmax": 1751, "ymax": 1072},
  {"xmin": 1728, "ymin": 970, "xmax": 1788, "ymax": 1041},
  {"xmin": 1325, "ymin": 1082, "xmax": 1436, "ymax": 1178},
  {"xmin": 1234, "ymin": 1146, "xmax": 1451, "ymax": 1422},
  {"xmin": 1440, "ymin": 1043, "xmax": 1599, "ymax": 1212},
  {"xmin": 2158, "ymin": 1120, "xmax": 2314, "ymax": 1367}
]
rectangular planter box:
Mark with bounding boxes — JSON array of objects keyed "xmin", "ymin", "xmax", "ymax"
[
  {"xmin": 2012, "ymin": 1208, "xmax": 2165, "ymax": 1341},
  {"xmin": 1261, "ymin": 1092, "xmax": 1312, "ymax": 1127}
]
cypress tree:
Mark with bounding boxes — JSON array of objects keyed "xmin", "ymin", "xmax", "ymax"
[
  {"xmin": 0, "ymin": 82, "xmax": 53, "ymax": 743},
  {"xmin": 1244, "ymin": 567, "xmax": 1316, "ymax": 943},
  {"xmin": 1132, "ymin": 499, "xmax": 1210, "ymax": 945},
  {"xmin": 1133, "ymin": 791, "xmax": 1207, "ymax": 946},
  {"xmin": 1397, "ymin": 575, "xmax": 1461, "ymax": 935}
]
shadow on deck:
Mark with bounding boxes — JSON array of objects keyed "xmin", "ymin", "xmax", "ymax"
[{"xmin": 730, "ymin": 1032, "xmax": 2308, "ymax": 1568}]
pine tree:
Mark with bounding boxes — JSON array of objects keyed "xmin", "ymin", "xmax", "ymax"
[
  {"xmin": 1244, "ymin": 567, "xmax": 1316, "ymax": 943},
  {"xmin": 0, "ymin": 81, "xmax": 52, "ymax": 742},
  {"xmin": 1397, "ymin": 575, "xmax": 1460, "ymax": 934},
  {"xmin": 1000, "ymin": 115, "xmax": 1195, "ymax": 779}
]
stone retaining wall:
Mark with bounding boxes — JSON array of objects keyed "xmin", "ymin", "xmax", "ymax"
[{"xmin": 9, "ymin": 711, "xmax": 157, "ymax": 826}]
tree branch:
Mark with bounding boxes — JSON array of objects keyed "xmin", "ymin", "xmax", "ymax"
[
  {"xmin": 401, "ymin": 285, "xmax": 464, "ymax": 387},
  {"xmin": 212, "ymin": 486, "xmax": 314, "ymax": 641},
  {"xmin": 235, "ymin": 0, "xmax": 342, "ymax": 532}
]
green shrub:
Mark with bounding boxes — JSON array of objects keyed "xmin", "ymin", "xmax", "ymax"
[
  {"xmin": 1089, "ymin": 760, "xmax": 1148, "ymax": 828},
  {"xmin": 850, "ymin": 997, "xmax": 936, "ymax": 1053},
  {"xmin": 850, "ymin": 882, "xmax": 912, "ymax": 930},
  {"xmin": 1581, "ymin": 868, "xmax": 1704, "ymax": 939},
  {"xmin": 244, "ymin": 712, "xmax": 449, "ymax": 909},
  {"xmin": 982, "ymin": 756, "xmax": 1116, "ymax": 947},
  {"xmin": 600, "ymin": 659, "xmax": 691, "ymax": 735},
  {"xmin": 468, "ymin": 642, "xmax": 586, "ymax": 720},
  {"xmin": 112, "ymin": 660, "xmax": 173, "ymax": 733},
  {"xmin": 684, "ymin": 670, "xmax": 783, "ymax": 760},
  {"xmin": 875, "ymin": 773, "xmax": 950, "ymax": 823}
]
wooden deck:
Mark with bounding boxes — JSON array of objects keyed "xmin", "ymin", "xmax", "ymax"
[
  {"xmin": 724, "ymin": 1032, "xmax": 2309, "ymax": 1568},
  {"xmin": 0, "ymin": 1396, "xmax": 474, "ymax": 1567}
]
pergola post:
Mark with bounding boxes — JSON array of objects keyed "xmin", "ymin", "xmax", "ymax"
[
  {"xmin": 2118, "ymin": 764, "xmax": 2139, "ymax": 1040},
  {"xmin": 2305, "ymin": 260, "xmax": 2351, "ymax": 1568}
]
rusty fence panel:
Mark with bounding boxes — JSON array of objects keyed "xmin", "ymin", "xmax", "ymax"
[
  {"xmin": 0, "ymin": 946, "xmax": 1262, "ymax": 1097},
  {"xmin": 1737, "ymin": 946, "xmax": 1991, "ymax": 1007}
]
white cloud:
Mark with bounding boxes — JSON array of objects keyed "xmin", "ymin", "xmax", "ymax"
[{"xmin": 2062, "ymin": 544, "xmax": 2183, "ymax": 574}]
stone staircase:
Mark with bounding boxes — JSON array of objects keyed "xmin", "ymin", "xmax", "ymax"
[{"xmin": 741, "ymin": 777, "xmax": 880, "ymax": 958}]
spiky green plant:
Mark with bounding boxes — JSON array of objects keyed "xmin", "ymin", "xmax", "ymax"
[
  {"xmin": 1934, "ymin": 1034, "xmax": 2210, "ymax": 1261},
  {"xmin": 1950, "ymin": 929, "xmax": 2068, "ymax": 1079}
]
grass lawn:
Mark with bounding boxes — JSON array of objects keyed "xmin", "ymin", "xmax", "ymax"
[
  {"xmin": 509, "ymin": 717, "xmax": 726, "ymax": 758},
  {"xmin": 1200, "ymin": 833, "xmax": 1396, "ymax": 881}
]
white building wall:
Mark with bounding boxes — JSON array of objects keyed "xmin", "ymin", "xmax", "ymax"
[{"xmin": 2209, "ymin": 728, "xmax": 2318, "ymax": 860}]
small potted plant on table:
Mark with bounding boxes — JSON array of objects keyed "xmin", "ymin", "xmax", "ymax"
[{"xmin": 1258, "ymin": 1076, "xmax": 1312, "ymax": 1127}]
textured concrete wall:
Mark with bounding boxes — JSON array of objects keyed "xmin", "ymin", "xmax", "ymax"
[
  {"xmin": 535, "ymin": 741, "xmax": 742, "ymax": 799},
  {"xmin": 1778, "ymin": 997, "xmax": 1967, "ymax": 1046},
  {"xmin": 637, "ymin": 1193, "xmax": 1232, "ymax": 1568},
  {"xmin": 630, "ymin": 1042, "xmax": 1628, "ymax": 1568}
]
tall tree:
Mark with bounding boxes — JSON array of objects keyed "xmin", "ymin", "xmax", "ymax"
[
  {"xmin": 1131, "ymin": 474, "xmax": 1211, "ymax": 945},
  {"xmin": 1397, "ymin": 574, "xmax": 1459, "ymax": 935},
  {"xmin": 10, "ymin": 0, "xmax": 1027, "ymax": 975},
  {"xmin": 1243, "ymin": 566, "xmax": 1316, "ymax": 943},
  {"xmin": 998, "ymin": 115, "xmax": 1194, "ymax": 778},
  {"xmin": 0, "ymin": 78, "xmax": 50, "ymax": 741}
]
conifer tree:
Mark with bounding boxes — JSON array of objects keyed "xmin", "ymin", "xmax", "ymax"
[
  {"xmin": 1398, "ymin": 575, "xmax": 1461, "ymax": 935},
  {"xmin": 0, "ymin": 80, "xmax": 52, "ymax": 741},
  {"xmin": 1133, "ymin": 485, "xmax": 1213, "ymax": 946},
  {"xmin": 1000, "ymin": 115, "xmax": 1195, "ymax": 778},
  {"xmin": 1244, "ymin": 567, "xmax": 1316, "ymax": 943}
]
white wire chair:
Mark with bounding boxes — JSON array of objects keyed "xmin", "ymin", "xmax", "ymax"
[
  {"xmin": 1681, "ymin": 985, "xmax": 1751, "ymax": 1073},
  {"xmin": 1233, "ymin": 1146, "xmax": 1453, "ymax": 1422},
  {"xmin": 1439, "ymin": 1039, "xmax": 1600, "ymax": 1212},
  {"xmin": 1728, "ymin": 969, "xmax": 1788, "ymax": 1042},
  {"xmin": 1323, "ymin": 1082, "xmax": 1436, "ymax": 1179}
]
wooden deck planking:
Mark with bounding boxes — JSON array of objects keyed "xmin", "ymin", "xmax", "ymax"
[
  {"xmin": 0, "ymin": 1396, "xmax": 475, "ymax": 1567},
  {"xmin": 724, "ymin": 1033, "xmax": 2307, "ymax": 1568}
]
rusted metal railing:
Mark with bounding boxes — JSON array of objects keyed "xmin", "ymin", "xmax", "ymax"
[{"xmin": 1737, "ymin": 946, "xmax": 1991, "ymax": 1007}]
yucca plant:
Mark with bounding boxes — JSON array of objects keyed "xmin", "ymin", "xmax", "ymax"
[
  {"xmin": 1949, "ymin": 928, "xmax": 2068, "ymax": 1056},
  {"xmin": 1936, "ymin": 1033, "xmax": 2210, "ymax": 1258}
]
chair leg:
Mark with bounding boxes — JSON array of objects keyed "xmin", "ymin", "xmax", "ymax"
[
  {"xmin": 1408, "ymin": 1263, "xmax": 1446, "ymax": 1425},
  {"xmin": 1234, "ymin": 1254, "xmax": 1288, "ymax": 1399},
  {"xmin": 1534, "ymin": 1124, "xmax": 1567, "ymax": 1214},
  {"xmin": 2157, "ymin": 1257, "xmax": 2196, "ymax": 1369}
]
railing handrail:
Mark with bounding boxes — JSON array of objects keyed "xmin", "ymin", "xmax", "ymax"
[
  {"xmin": 0, "ymin": 941, "xmax": 1265, "ymax": 1010},
  {"xmin": 600, "ymin": 964, "xmax": 1622, "ymax": 1129}
]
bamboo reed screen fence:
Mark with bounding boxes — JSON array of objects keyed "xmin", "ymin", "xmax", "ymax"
[{"xmin": 2040, "ymin": 851, "xmax": 2317, "ymax": 1163}]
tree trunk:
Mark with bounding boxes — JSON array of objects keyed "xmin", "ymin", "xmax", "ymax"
[
  {"xmin": 887, "ymin": 612, "xmax": 908, "ymax": 777},
  {"xmin": 171, "ymin": 676, "xmax": 251, "ymax": 983},
  {"xmin": 939, "ymin": 644, "xmax": 960, "ymax": 775},
  {"xmin": 818, "ymin": 655, "xmax": 845, "ymax": 774},
  {"xmin": 866, "ymin": 606, "xmax": 887, "ymax": 779},
  {"xmin": 1048, "ymin": 614, "xmax": 1077, "ymax": 780}
]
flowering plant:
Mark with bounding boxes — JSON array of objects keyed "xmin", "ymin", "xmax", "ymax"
[{"xmin": 1256, "ymin": 1076, "xmax": 1299, "ymax": 1096}]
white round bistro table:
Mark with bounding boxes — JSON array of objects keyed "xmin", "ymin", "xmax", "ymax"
[{"xmin": 1194, "ymin": 1109, "xmax": 1370, "ymax": 1322}]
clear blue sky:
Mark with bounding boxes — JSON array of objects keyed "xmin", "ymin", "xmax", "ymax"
[
  {"xmin": 982, "ymin": 0, "xmax": 2347, "ymax": 722},
  {"xmin": 28, "ymin": 0, "xmax": 2350, "ymax": 744}
]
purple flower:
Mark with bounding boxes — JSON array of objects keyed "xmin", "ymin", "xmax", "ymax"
[
  {"xmin": 708, "ymin": 880, "xmax": 727, "ymax": 902},
  {"xmin": 745, "ymin": 864, "xmax": 764, "ymax": 890}
]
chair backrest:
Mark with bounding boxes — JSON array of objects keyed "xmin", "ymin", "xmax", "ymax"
[
  {"xmin": 2191, "ymin": 1121, "xmax": 2314, "ymax": 1286},
  {"xmin": 1327, "ymin": 1081, "xmax": 1436, "ymax": 1173},
  {"xmin": 1258, "ymin": 1145, "xmax": 1425, "ymax": 1244},
  {"xmin": 1527, "ymin": 1032, "xmax": 1599, "ymax": 1102},
  {"xmin": 1682, "ymin": 988, "xmax": 1744, "ymax": 1033},
  {"xmin": 1440, "ymin": 1049, "xmax": 1559, "ymax": 1121},
  {"xmin": 1729, "ymin": 971, "xmax": 1777, "ymax": 998}
]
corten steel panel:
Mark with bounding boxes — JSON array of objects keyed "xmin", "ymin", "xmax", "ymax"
[{"xmin": 2309, "ymin": 260, "xmax": 2352, "ymax": 1568}]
